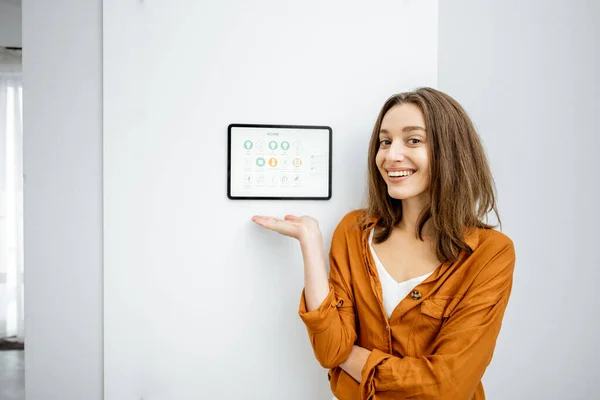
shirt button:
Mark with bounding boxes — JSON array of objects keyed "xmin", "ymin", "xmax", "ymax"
[
  {"xmin": 411, "ymin": 290, "xmax": 422, "ymax": 300},
  {"xmin": 385, "ymin": 325, "xmax": 389, "ymax": 331}
]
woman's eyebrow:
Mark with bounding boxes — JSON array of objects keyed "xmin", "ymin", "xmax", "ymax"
[
  {"xmin": 402, "ymin": 126, "xmax": 426, "ymax": 132},
  {"xmin": 379, "ymin": 126, "xmax": 426, "ymax": 135}
]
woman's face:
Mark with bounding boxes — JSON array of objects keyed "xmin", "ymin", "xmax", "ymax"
[{"xmin": 375, "ymin": 103, "xmax": 431, "ymax": 202}]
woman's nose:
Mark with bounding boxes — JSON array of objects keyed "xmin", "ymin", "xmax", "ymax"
[{"xmin": 387, "ymin": 142, "xmax": 406, "ymax": 161}]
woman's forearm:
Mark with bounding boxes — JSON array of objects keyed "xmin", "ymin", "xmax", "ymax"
[
  {"xmin": 300, "ymin": 231, "xmax": 330, "ymax": 312},
  {"xmin": 340, "ymin": 345, "xmax": 371, "ymax": 383}
]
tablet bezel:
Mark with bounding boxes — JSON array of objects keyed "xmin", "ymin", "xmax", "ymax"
[{"xmin": 227, "ymin": 123, "xmax": 332, "ymax": 200}]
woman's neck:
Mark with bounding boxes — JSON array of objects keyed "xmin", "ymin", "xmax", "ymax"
[{"xmin": 396, "ymin": 195, "xmax": 434, "ymax": 239}]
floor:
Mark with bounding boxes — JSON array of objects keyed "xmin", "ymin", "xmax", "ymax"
[{"xmin": 0, "ymin": 351, "xmax": 25, "ymax": 400}]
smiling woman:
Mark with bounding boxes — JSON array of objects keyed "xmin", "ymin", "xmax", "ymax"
[
  {"xmin": 253, "ymin": 88, "xmax": 515, "ymax": 400},
  {"xmin": 364, "ymin": 89, "xmax": 500, "ymax": 261}
]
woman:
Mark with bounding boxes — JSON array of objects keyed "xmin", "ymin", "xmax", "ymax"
[{"xmin": 252, "ymin": 87, "xmax": 516, "ymax": 400}]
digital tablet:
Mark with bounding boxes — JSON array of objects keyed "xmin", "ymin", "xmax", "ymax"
[{"xmin": 228, "ymin": 124, "xmax": 332, "ymax": 200}]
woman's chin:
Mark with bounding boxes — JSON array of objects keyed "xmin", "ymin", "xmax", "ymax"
[
  {"xmin": 387, "ymin": 189, "xmax": 411, "ymax": 200},
  {"xmin": 387, "ymin": 187, "xmax": 428, "ymax": 201}
]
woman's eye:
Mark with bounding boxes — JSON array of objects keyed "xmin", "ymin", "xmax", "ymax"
[
  {"xmin": 380, "ymin": 140, "xmax": 392, "ymax": 147},
  {"xmin": 408, "ymin": 138, "xmax": 422, "ymax": 145}
]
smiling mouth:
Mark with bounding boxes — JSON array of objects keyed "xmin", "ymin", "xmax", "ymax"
[{"xmin": 388, "ymin": 170, "xmax": 416, "ymax": 179}]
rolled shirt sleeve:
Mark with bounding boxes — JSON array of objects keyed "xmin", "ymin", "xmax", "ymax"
[{"xmin": 298, "ymin": 284, "xmax": 340, "ymax": 333}]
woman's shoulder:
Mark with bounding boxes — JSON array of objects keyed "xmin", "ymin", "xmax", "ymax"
[
  {"xmin": 469, "ymin": 227, "xmax": 516, "ymax": 266},
  {"xmin": 477, "ymin": 228, "xmax": 514, "ymax": 251},
  {"xmin": 337, "ymin": 208, "xmax": 372, "ymax": 230},
  {"xmin": 329, "ymin": 209, "xmax": 372, "ymax": 241}
]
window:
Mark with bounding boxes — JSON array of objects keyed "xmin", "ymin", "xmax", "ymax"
[{"xmin": 0, "ymin": 72, "xmax": 24, "ymax": 342}]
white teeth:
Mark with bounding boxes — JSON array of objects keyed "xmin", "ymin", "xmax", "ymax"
[{"xmin": 389, "ymin": 170, "xmax": 415, "ymax": 177}]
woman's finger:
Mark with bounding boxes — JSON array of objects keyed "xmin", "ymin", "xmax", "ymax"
[
  {"xmin": 252, "ymin": 215, "xmax": 274, "ymax": 221},
  {"xmin": 252, "ymin": 215, "xmax": 284, "ymax": 229},
  {"xmin": 251, "ymin": 215, "xmax": 277, "ymax": 223},
  {"xmin": 251, "ymin": 215, "xmax": 301, "ymax": 238}
]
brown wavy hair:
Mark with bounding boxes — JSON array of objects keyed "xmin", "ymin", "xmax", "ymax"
[{"xmin": 361, "ymin": 87, "xmax": 501, "ymax": 263}]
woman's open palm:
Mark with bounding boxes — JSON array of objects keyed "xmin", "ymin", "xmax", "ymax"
[{"xmin": 251, "ymin": 214, "xmax": 320, "ymax": 242}]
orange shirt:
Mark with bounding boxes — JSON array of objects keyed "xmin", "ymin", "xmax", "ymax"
[{"xmin": 298, "ymin": 210, "xmax": 516, "ymax": 400}]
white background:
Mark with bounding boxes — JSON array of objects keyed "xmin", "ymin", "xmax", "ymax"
[
  {"xmin": 103, "ymin": 1, "xmax": 437, "ymax": 399},
  {"xmin": 19, "ymin": 0, "xmax": 600, "ymax": 399}
]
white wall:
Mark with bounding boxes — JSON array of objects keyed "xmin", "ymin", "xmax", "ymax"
[
  {"xmin": 22, "ymin": 0, "xmax": 103, "ymax": 399},
  {"xmin": 439, "ymin": 1, "xmax": 600, "ymax": 399},
  {"xmin": 102, "ymin": 1, "xmax": 437, "ymax": 399},
  {"xmin": 0, "ymin": 1, "xmax": 21, "ymax": 47}
]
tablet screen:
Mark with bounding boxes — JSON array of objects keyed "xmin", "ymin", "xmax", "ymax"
[{"xmin": 228, "ymin": 124, "xmax": 332, "ymax": 200}]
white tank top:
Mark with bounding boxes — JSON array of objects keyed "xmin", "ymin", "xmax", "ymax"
[{"xmin": 369, "ymin": 228, "xmax": 432, "ymax": 319}]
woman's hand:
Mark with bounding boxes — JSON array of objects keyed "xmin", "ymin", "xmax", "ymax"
[
  {"xmin": 340, "ymin": 345, "xmax": 372, "ymax": 384},
  {"xmin": 251, "ymin": 214, "xmax": 321, "ymax": 244}
]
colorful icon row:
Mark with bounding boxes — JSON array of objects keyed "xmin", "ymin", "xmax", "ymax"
[
  {"xmin": 243, "ymin": 140, "xmax": 300, "ymax": 151},
  {"xmin": 251, "ymin": 157, "xmax": 302, "ymax": 168}
]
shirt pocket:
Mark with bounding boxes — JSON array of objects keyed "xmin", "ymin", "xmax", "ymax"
[{"xmin": 409, "ymin": 296, "xmax": 458, "ymax": 356}]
